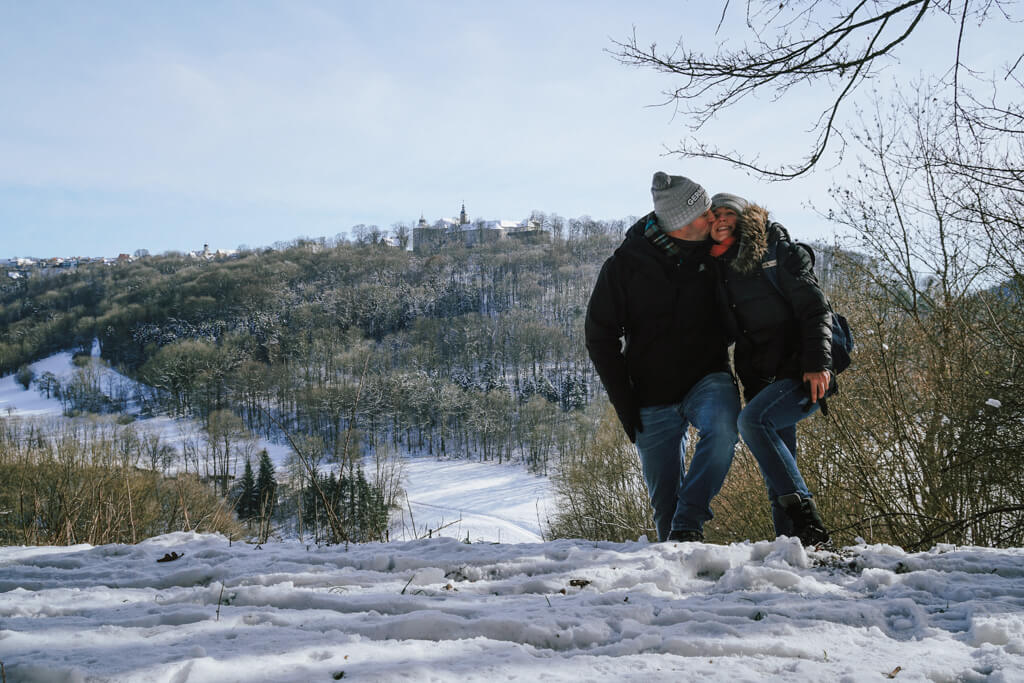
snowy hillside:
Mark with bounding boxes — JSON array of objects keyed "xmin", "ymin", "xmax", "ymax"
[
  {"xmin": 0, "ymin": 348, "xmax": 552, "ymax": 543},
  {"xmin": 2, "ymin": 533, "xmax": 1024, "ymax": 681}
]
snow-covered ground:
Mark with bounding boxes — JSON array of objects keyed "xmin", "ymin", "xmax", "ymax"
[
  {"xmin": 4, "ymin": 352, "xmax": 1024, "ymax": 681},
  {"xmin": 2, "ymin": 534, "xmax": 1024, "ymax": 681},
  {"xmin": 0, "ymin": 349, "xmax": 93, "ymax": 418},
  {"xmin": 393, "ymin": 457, "xmax": 550, "ymax": 543},
  {"xmin": 0, "ymin": 349, "xmax": 551, "ymax": 543}
]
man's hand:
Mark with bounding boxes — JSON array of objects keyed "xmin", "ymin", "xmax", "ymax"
[{"xmin": 617, "ymin": 404, "xmax": 643, "ymax": 444}]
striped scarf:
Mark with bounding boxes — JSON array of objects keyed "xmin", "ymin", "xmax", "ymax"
[{"xmin": 643, "ymin": 216, "xmax": 684, "ymax": 260}]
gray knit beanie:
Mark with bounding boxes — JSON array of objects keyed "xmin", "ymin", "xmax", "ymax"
[
  {"xmin": 710, "ymin": 192, "xmax": 749, "ymax": 215},
  {"xmin": 651, "ymin": 171, "xmax": 711, "ymax": 233}
]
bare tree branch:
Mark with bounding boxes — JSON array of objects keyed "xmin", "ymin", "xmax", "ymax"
[{"xmin": 613, "ymin": 0, "xmax": 1016, "ymax": 178}]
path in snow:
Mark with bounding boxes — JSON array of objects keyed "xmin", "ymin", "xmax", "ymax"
[{"xmin": 395, "ymin": 457, "xmax": 550, "ymax": 543}]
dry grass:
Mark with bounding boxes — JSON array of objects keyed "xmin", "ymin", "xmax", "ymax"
[{"xmin": 0, "ymin": 416, "xmax": 242, "ymax": 546}]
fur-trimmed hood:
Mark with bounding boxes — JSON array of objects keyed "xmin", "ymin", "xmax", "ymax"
[{"xmin": 729, "ymin": 204, "xmax": 790, "ymax": 276}]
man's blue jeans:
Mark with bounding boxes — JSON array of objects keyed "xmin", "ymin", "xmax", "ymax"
[
  {"xmin": 635, "ymin": 372, "xmax": 740, "ymax": 542},
  {"xmin": 737, "ymin": 378, "xmax": 819, "ymax": 536}
]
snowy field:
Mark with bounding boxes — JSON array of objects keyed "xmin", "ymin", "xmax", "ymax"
[
  {"xmin": 4, "ymin": 352, "xmax": 1024, "ymax": 680},
  {"xmin": 2, "ymin": 534, "xmax": 1024, "ymax": 681}
]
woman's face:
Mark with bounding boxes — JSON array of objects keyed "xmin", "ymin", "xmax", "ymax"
[{"xmin": 711, "ymin": 208, "xmax": 738, "ymax": 243}]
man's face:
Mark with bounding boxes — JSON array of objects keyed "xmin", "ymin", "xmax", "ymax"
[
  {"xmin": 711, "ymin": 208, "xmax": 738, "ymax": 243},
  {"xmin": 694, "ymin": 208, "xmax": 715, "ymax": 233},
  {"xmin": 666, "ymin": 207, "xmax": 715, "ymax": 240}
]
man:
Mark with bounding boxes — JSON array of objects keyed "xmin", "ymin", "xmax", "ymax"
[{"xmin": 585, "ymin": 172, "xmax": 740, "ymax": 543}]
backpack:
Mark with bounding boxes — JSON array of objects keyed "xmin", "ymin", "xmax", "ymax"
[{"xmin": 760, "ymin": 238, "xmax": 855, "ymax": 374}]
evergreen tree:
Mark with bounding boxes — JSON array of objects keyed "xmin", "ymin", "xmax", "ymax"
[
  {"xmin": 237, "ymin": 457, "xmax": 256, "ymax": 521},
  {"xmin": 255, "ymin": 450, "xmax": 276, "ymax": 518},
  {"xmin": 354, "ymin": 467, "xmax": 388, "ymax": 542}
]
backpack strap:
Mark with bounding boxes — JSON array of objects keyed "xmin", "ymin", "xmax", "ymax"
[
  {"xmin": 760, "ymin": 238, "xmax": 784, "ymax": 297},
  {"xmin": 761, "ymin": 237, "xmax": 816, "ymax": 298}
]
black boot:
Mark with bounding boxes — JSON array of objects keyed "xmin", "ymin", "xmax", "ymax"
[
  {"xmin": 778, "ymin": 494, "xmax": 830, "ymax": 547},
  {"xmin": 666, "ymin": 529, "xmax": 704, "ymax": 542}
]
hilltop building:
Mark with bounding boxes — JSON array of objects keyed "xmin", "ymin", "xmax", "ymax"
[
  {"xmin": 187, "ymin": 243, "xmax": 238, "ymax": 260},
  {"xmin": 413, "ymin": 203, "xmax": 548, "ymax": 254}
]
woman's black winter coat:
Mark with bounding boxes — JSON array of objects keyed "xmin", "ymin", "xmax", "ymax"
[
  {"xmin": 586, "ymin": 213, "xmax": 730, "ymax": 440},
  {"xmin": 712, "ymin": 205, "xmax": 832, "ymax": 400}
]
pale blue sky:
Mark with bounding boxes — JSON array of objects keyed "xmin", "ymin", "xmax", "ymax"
[{"xmin": 1, "ymin": 2, "xmax": 1010, "ymax": 258}]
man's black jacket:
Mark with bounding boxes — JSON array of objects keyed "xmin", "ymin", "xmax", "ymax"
[{"xmin": 584, "ymin": 213, "xmax": 730, "ymax": 440}]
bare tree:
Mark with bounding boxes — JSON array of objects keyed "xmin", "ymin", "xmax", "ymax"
[
  {"xmin": 784, "ymin": 86, "xmax": 1024, "ymax": 548},
  {"xmin": 391, "ymin": 222, "xmax": 412, "ymax": 250},
  {"xmin": 205, "ymin": 410, "xmax": 253, "ymax": 496},
  {"xmin": 352, "ymin": 224, "xmax": 384, "ymax": 246},
  {"xmin": 612, "ymin": 1, "xmax": 1021, "ymax": 178}
]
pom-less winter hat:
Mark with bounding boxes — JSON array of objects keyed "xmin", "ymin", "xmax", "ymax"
[
  {"xmin": 710, "ymin": 192, "xmax": 749, "ymax": 215},
  {"xmin": 651, "ymin": 171, "xmax": 711, "ymax": 233}
]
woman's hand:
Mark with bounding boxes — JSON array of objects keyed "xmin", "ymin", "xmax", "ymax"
[{"xmin": 802, "ymin": 370, "xmax": 832, "ymax": 403}]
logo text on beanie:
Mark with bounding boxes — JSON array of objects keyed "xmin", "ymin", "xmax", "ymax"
[{"xmin": 686, "ymin": 189, "xmax": 704, "ymax": 206}]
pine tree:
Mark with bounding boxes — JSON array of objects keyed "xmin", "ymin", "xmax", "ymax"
[
  {"xmin": 255, "ymin": 450, "xmax": 277, "ymax": 519},
  {"xmin": 351, "ymin": 467, "xmax": 387, "ymax": 542},
  {"xmin": 238, "ymin": 457, "xmax": 256, "ymax": 522}
]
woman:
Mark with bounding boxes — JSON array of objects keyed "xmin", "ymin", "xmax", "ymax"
[{"xmin": 708, "ymin": 192, "xmax": 832, "ymax": 546}]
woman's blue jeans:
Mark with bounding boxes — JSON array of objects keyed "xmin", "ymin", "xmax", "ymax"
[
  {"xmin": 635, "ymin": 372, "xmax": 740, "ymax": 542},
  {"xmin": 737, "ymin": 378, "xmax": 819, "ymax": 536}
]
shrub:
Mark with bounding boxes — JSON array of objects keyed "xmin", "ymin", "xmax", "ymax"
[
  {"xmin": 15, "ymin": 365, "xmax": 34, "ymax": 390},
  {"xmin": 545, "ymin": 405, "xmax": 654, "ymax": 542},
  {"xmin": 0, "ymin": 418, "xmax": 243, "ymax": 545}
]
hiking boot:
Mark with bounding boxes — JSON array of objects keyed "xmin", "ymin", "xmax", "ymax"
[
  {"xmin": 666, "ymin": 529, "xmax": 704, "ymax": 543},
  {"xmin": 778, "ymin": 494, "xmax": 830, "ymax": 547}
]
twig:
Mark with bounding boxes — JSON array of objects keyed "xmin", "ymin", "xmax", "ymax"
[
  {"xmin": 341, "ymin": 352, "xmax": 372, "ymax": 468},
  {"xmin": 257, "ymin": 489, "xmax": 275, "ymax": 545},
  {"xmin": 406, "ymin": 498, "xmax": 417, "ymax": 539},
  {"xmin": 124, "ymin": 469, "xmax": 137, "ymax": 544},
  {"xmin": 177, "ymin": 480, "xmax": 191, "ymax": 531},
  {"xmin": 420, "ymin": 516, "xmax": 462, "ymax": 539},
  {"xmin": 216, "ymin": 583, "xmax": 225, "ymax": 621},
  {"xmin": 401, "ymin": 574, "xmax": 416, "ymax": 595}
]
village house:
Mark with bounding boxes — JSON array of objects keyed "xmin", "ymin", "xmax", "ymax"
[{"xmin": 4, "ymin": 255, "xmax": 89, "ymax": 279}]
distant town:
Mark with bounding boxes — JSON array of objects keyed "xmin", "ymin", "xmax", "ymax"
[
  {"xmin": 3, "ymin": 244, "xmax": 238, "ymax": 280},
  {"xmin": 7, "ymin": 203, "xmax": 553, "ymax": 280}
]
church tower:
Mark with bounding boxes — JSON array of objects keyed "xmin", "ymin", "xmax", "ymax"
[{"xmin": 459, "ymin": 201, "xmax": 468, "ymax": 226}]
